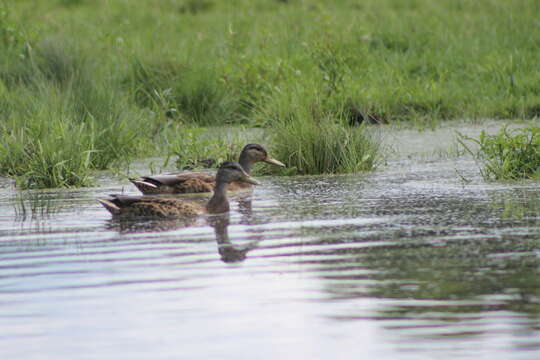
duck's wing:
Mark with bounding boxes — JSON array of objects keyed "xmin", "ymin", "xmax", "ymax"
[
  {"xmin": 97, "ymin": 194, "xmax": 144, "ymax": 215},
  {"xmin": 141, "ymin": 172, "xmax": 216, "ymax": 193},
  {"xmin": 144, "ymin": 172, "xmax": 215, "ymax": 185},
  {"xmin": 109, "ymin": 194, "xmax": 146, "ymax": 206},
  {"xmin": 98, "ymin": 194, "xmax": 205, "ymax": 218},
  {"xmin": 130, "ymin": 171, "xmax": 217, "ymax": 195}
]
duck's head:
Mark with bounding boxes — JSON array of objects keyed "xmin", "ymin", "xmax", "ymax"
[
  {"xmin": 216, "ymin": 161, "xmax": 260, "ymax": 185},
  {"xmin": 241, "ymin": 144, "xmax": 286, "ymax": 167}
]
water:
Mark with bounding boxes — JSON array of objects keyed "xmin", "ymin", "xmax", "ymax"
[{"xmin": 0, "ymin": 122, "xmax": 539, "ymax": 359}]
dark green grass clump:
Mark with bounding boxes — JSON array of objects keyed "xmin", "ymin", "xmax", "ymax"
[
  {"xmin": 253, "ymin": 84, "xmax": 381, "ymax": 175},
  {"xmin": 459, "ymin": 126, "xmax": 540, "ymax": 181},
  {"xmin": 270, "ymin": 120, "xmax": 380, "ymax": 175},
  {"xmin": 267, "ymin": 94, "xmax": 381, "ymax": 175}
]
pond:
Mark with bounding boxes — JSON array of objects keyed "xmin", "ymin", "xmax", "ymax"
[{"xmin": 1, "ymin": 121, "xmax": 539, "ymax": 359}]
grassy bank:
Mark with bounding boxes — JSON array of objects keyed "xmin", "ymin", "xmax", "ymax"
[{"xmin": 1, "ymin": 0, "xmax": 539, "ymax": 187}]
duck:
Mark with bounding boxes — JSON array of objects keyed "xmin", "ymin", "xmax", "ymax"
[
  {"xmin": 98, "ymin": 162, "xmax": 259, "ymax": 218},
  {"xmin": 129, "ymin": 144, "xmax": 285, "ymax": 194}
]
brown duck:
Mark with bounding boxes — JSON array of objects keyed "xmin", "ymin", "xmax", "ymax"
[
  {"xmin": 129, "ymin": 144, "xmax": 285, "ymax": 195},
  {"xmin": 98, "ymin": 162, "xmax": 259, "ymax": 218}
]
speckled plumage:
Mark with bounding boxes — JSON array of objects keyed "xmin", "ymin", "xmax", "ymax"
[
  {"xmin": 129, "ymin": 172, "xmax": 215, "ymax": 195},
  {"xmin": 98, "ymin": 195, "xmax": 205, "ymax": 218},
  {"xmin": 99, "ymin": 162, "xmax": 259, "ymax": 218},
  {"xmin": 130, "ymin": 144, "xmax": 285, "ymax": 195}
]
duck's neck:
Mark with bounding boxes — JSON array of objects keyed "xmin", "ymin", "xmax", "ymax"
[
  {"xmin": 206, "ymin": 182, "xmax": 230, "ymax": 214},
  {"xmin": 238, "ymin": 152, "xmax": 253, "ymax": 174}
]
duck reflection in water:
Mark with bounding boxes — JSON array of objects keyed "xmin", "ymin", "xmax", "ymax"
[
  {"xmin": 105, "ymin": 210, "xmax": 260, "ymax": 264},
  {"xmin": 208, "ymin": 214, "xmax": 260, "ymax": 263},
  {"xmin": 105, "ymin": 216, "xmax": 202, "ymax": 233}
]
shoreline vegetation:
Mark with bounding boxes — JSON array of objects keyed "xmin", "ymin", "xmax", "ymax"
[
  {"xmin": 1, "ymin": 0, "xmax": 539, "ymax": 188},
  {"xmin": 458, "ymin": 126, "xmax": 540, "ymax": 181}
]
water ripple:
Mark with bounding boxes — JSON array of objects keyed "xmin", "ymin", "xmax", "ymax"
[{"xmin": 0, "ymin": 149, "xmax": 539, "ymax": 359}]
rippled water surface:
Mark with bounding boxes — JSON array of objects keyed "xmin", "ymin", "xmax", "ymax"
[{"xmin": 1, "ymin": 122, "xmax": 539, "ymax": 359}]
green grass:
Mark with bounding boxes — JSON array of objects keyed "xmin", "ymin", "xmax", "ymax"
[
  {"xmin": 126, "ymin": 57, "xmax": 239, "ymax": 125},
  {"xmin": 272, "ymin": 121, "xmax": 380, "ymax": 175},
  {"xmin": 269, "ymin": 117, "xmax": 380, "ymax": 176},
  {"xmin": 458, "ymin": 126, "xmax": 540, "ymax": 181},
  {"xmin": 5, "ymin": 0, "xmax": 540, "ymax": 126},
  {"xmin": 0, "ymin": 37, "xmax": 148, "ymax": 188},
  {"xmin": 256, "ymin": 85, "xmax": 381, "ymax": 175},
  {"xmin": 166, "ymin": 126, "xmax": 259, "ymax": 170},
  {"xmin": 1, "ymin": 0, "xmax": 540, "ymax": 186}
]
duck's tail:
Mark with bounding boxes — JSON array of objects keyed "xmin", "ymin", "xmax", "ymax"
[
  {"xmin": 129, "ymin": 178, "xmax": 158, "ymax": 194},
  {"xmin": 97, "ymin": 198, "xmax": 121, "ymax": 215}
]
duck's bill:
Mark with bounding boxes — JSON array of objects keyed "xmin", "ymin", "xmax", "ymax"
[
  {"xmin": 243, "ymin": 175, "xmax": 260, "ymax": 185},
  {"xmin": 264, "ymin": 157, "xmax": 286, "ymax": 167}
]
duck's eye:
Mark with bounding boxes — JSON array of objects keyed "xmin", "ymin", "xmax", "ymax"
[{"xmin": 248, "ymin": 145, "xmax": 263, "ymax": 152}]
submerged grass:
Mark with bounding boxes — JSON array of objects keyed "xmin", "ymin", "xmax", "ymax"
[
  {"xmin": 1, "ymin": 0, "xmax": 540, "ymax": 186},
  {"xmin": 13, "ymin": 192, "xmax": 61, "ymax": 221},
  {"xmin": 458, "ymin": 125, "xmax": 540, "ymax": 181}
]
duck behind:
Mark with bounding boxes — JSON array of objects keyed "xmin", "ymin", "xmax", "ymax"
[
  {"xmin": 99, "ymin": 162, "xmax": 259, "ymax": 218},
  {"xmin": 129, "ymin": 144, "xmax": 284, "ymax": 195}
]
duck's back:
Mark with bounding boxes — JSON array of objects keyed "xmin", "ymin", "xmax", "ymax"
[
  {"xmin": 132, "ymin": 172, "xmax": 216, "ymax": 194},
  {"xmin": 103, "ymin": 195, "xmax": 205, "ymax": 218}
]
